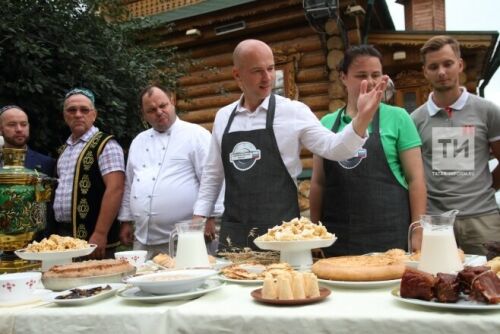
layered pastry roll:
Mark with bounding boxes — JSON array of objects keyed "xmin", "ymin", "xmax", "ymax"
[
  {"xmin": 291, "ymin": 272, "xmax": 306, "ymax": 299},
  {"xmin": 277, "ymin": 275, "xmax": 294, "ymax": 300},
  {"xmin": 262, "ymin": 273, "xmax": 277, "ymax": 299},
  {"xmin": 304, "ymin": 272, "xmax": 320, "ymax": 298}
]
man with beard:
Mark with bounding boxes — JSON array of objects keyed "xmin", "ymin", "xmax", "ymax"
[
  {"xmin": 411, "ymin": 35, "xmax": 500, "ymax": 255},
  {"xmin": 0, "ymin": 105, "xmax": 55, "ymax": 176},
  {"xmin": 0, "ymin": 105, "xmax": 56, "ymax": 239}
]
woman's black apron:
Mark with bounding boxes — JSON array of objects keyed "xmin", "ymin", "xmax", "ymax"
[
  {"xmin": 219, "ymin": 95, "xmax": 300, "ymax": 250},
  {"xmin": 322, "ymin": 107, "xmax": 410, "ymax": 256}
]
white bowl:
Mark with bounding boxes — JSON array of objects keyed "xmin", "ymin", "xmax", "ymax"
[
  {"xmin": 0, "ymin": 272, "xmax": 42, "ymax": 302},
  {"xmin": 115, "ymin": 250, "xmax": 147, "ymax": 267},
  {"xmin": 125, "ymin": 269, "xmax": 217, "ymax": 295}
]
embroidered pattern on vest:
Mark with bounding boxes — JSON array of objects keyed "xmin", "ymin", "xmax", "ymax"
[
  {"xmin": 82, "ymin": 151, "xmax": 94, "ymax": 171},
  {"xmin": 67, "ymin": 131, "xmax": 112, "ymax": 240},
  {"xmin": 77, "ymin": 198, "xmax": 90, "ymax": 219},
  {"xmin": 77, "ymin": 224, "xmax": 88, "ymax": 239},
  {"xmin": 79, "ymin": 174, "xmax": 91, "ymax": 195}
]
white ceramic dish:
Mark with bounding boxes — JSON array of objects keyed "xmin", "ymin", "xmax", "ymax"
[
  {"xmin": 213, "ymin": 258, "xmax": 232, "ymax": 270},
  {"xmin": 117, "ymin": 279, "xmax": 223, "ymax": 303},
  {"xmin": 0, "ymin": 271, "xmax": 42, "ymax": 303},
  {"xmin": 115, "ymin": 250, "xmax": 147, "ymax": 267},
  {"xmin": 42, "ymin": 269, "xmax": 135, "ymax": 291},
  {"xmin": 0, "ymin": 289, "xmax": 51, "ymax": 307},
  {"xmin": 391, "ymin": 287, "xmax": 500, "ymax": 310},
  {"xmin": 319, "ymin": 278, "xmax": 401, "ymax": 289},
  {"xmin": 46, "ymin": 283, "xmax": 124, "ymax": 306},
  {"xmin": 254, "ymin": 238, "xmax": 337, "ymax": 269},
  {"xmin": 15, "ymin": 245, "xmax": 97, "ymax": 271},
  {"xmin": 404, "ymin": 254, "xmax": 487, "ymax": 270},
  {"xmin": 125, "ymin": 269, "xmax": 217, "ymax": 295},
  {"xmin": 217, "ymin": 274, "xmax": 263, "ymax": 285}
]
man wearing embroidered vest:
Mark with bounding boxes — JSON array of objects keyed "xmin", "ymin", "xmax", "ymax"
[
  {"xmin": 411, "ymin": 35, "xmax": 500, "ymax": 255},
  {"xmin": 54, "ymin": 88, "xmax": 125, "ymax": 259},
  {"xmin": 193, "ymin": 39, "xmax": 388, "ymax": 249},
  {"xmin": 118, "ymin": 85, "xmax": 223, "ymax": 257}
]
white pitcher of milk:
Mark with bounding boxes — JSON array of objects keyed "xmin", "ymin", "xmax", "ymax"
[
  {"xmin": 418, "ymin": 210, "xmax": 463, "ymax": 275},
  {"xmin": 169, "ymin": 220, "xmax": 210, "ymax": 269}
]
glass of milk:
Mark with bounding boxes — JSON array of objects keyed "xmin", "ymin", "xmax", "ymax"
[
  {"xmin": 169, "ymin": 219, "xmax": 210, "ymax": 269},
  {"xmin": 418, "ymin": 210, "xmax": 463, "ymax": 275}
]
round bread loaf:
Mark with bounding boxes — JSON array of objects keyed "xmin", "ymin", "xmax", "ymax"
[{"xmin": 312, "ymin": 253, "xmax": 406, "ymax": 281}]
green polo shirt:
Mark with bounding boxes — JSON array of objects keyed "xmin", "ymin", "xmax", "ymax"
[{"xmin": 320, "ymin": 103, "xmax": 421, "ymax": 188}]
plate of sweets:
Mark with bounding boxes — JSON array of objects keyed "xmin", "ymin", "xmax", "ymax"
[
  {"xmin": 393, "ymin": 266, "xmax": 500, "ymax": 310},
  {"xmin": 253, "ymin": 217, "xmax": 336, "ymax": 269},
  {"xmin": 251, "ymin": 270, "xmax": 331, "ymax": 305},
  {"xmin": 219, "ymin": 262, "xmax": 293, "ymax": 284},
  {"xmin": 46, "ymin": 283, "xmax": 125, "ymax": 306},
  {"xmin": 15, "ymin": 234, "xmax": 97, "ymax": 271}
]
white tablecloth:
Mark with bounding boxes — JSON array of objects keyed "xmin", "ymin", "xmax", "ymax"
[{"xmin": 1, "ymin": 281, "xmax": 499, "ymax": 334}]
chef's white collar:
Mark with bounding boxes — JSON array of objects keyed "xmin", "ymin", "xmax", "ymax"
[
  {"xmin": 153, "ymin": 117, "xmax": 177, "ymax": 136},
  {"xmin": 426, "ymin": 87, "xmax": 469, "ymax": 116},
  {"xmin": 235, "ymin": 94, "xmax": 271, "ymax": 114}
]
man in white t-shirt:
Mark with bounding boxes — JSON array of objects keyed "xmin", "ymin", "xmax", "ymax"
[{"xmin": 118, "ymin": 85, "xmax": 222, "ymax": 257}]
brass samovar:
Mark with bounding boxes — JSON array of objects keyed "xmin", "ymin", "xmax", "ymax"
[{"xmin": 0, "ymin": 148, "xmax": 54, "ymax": 272}]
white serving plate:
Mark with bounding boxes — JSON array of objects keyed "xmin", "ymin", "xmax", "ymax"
[
  {"xmin": 319, "ymin": 278, "xmax": 401, "ymax": 289},
  {"xmin": 254, "ymin": 238, "xmax": 337, "ymax": 269},
  {"xmin": 42, "ymin": 269, "xmax": 135, "ymax": 291},
  {"xmin": 254, "ymin": 238, "xmax": 336, "ymax": 252},
  {"xmin": 15, "ymin": 245, "xmax": 97, "ymax": 271},
  {"xmin": 125, "ymin": 269, "xmax": 217, "ymax": 295},
  {"xmin": 46, "ymin": 283, "xmax": 124, "ymax": 306},
  {"xmin": 391, "ymin": 288, "xmax": 500, "ymax": 310},
  {"xmin": 117, "ymin": 279, "xmax": 223, "ymax": 303}
]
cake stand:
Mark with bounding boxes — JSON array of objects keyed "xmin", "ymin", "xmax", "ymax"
[
  {"xmin": 15, "ymin": 244, "xmax": 97, "ymax": 271},
  {"xmin": 253, "ymin": 238, "xmax": 336, "ymax": 270}
]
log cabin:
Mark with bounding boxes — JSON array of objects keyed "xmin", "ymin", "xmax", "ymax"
[{"xmin": 122, "ymin": 0, "xmax": 499, "ymax": 211}]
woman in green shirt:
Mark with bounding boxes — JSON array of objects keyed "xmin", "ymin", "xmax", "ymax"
[{"xmin": 309, "ymin": 45, "xmax": 426, "ymax": 256}]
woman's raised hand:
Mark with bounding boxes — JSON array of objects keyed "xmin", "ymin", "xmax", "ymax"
[{"xmin": 352, "ymin": 75, "xmax": 389, "ymax": 137}]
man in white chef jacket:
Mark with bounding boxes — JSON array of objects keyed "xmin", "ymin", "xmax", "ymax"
[{"xmin": 118, "ymin": 85, "xmax": 222, "ymax": 257}]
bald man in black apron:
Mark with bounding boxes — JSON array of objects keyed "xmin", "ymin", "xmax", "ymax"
[{"xmin": 193, "ymin": 39, "xmax": 388, "ymax": 250}]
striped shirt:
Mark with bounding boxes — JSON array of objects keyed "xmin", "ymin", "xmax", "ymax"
[{"xmin": 54, "ymin": 126, "xmax": 125, "ymax": 222}]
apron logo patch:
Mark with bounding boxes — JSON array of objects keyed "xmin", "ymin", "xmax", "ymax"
[
  {"xmin": 338, "ymin": 148, "xmax": 367, "ymax": 169},
  {"xmin": 229, "ymin": 141, "xmax": 261, "ymax": 171}
]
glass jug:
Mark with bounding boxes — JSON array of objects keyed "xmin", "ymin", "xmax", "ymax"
[
  {"xmin": 418, "ymin": 210, "xmax": 463, "ymax": 274},
  {"xmin": 168, "ymin": 220, "xmax": 209, "ymax": 269}
]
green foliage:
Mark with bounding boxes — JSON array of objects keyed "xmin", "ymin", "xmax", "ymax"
[{"xmin": 0, "ymin": 0, "xmax": 186, "ymax": 154}]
